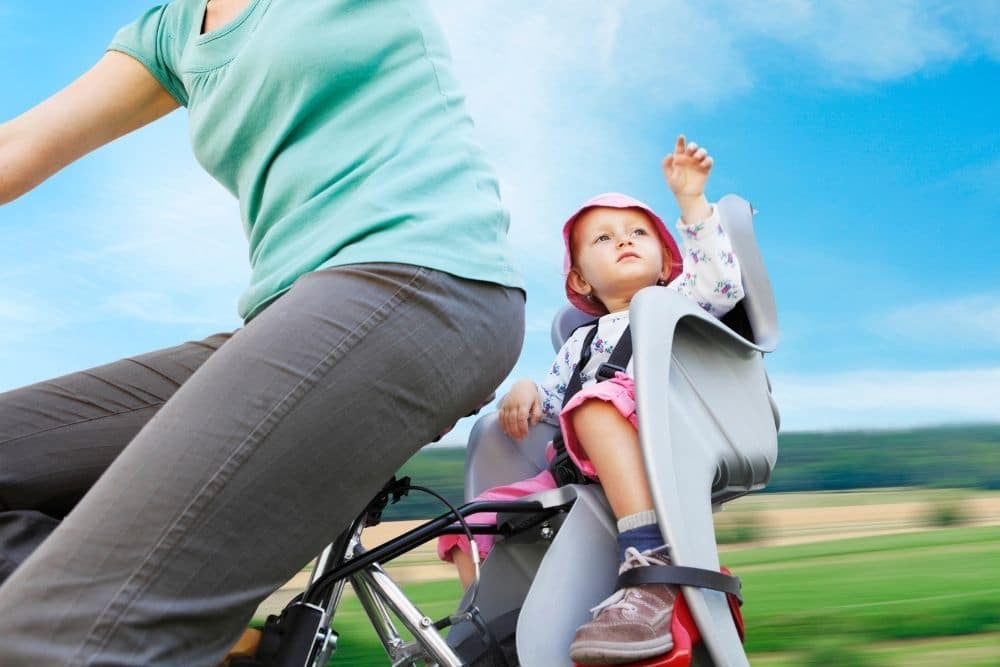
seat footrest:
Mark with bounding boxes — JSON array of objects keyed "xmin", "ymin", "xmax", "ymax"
[{"xmin": 573, "ymin": 567, "xmax": 743, "ymax": 667}]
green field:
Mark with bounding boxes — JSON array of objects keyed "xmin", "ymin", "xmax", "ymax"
[
  {"xmin": 722, "ymin": 486, "xmax": 988, "ymax": 510},
  {"xmin": 320, "ymin": 525, "xmax": 1000, "ymax": 665}
]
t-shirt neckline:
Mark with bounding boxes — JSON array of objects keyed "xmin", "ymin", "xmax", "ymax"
[{"xmin": 194, "ymin": 0, "xmax": 266, "ymax": 45}]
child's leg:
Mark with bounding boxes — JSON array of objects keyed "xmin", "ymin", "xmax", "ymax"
[
  {"xmin": 568, "ymin": 399, "xmax": 653, "ymax": 519},
  {"xmin": 436, "ymin": 467, "xmax": 559, "ymax": 589},
  {"xmin": 570, "ymin": 398, "xmax": 665, "ymax": 558},
  {"xmin": 449, "ymin": 547, "xmax": 477, "ymax": 589},
  {"xmin": 565, "ymin": 396, "xmax": 678, "ymax": 664}
]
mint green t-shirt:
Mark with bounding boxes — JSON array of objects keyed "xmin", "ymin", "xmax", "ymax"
[{"xmin": 109, "ymin": 0, "xmax": 523, "ymax": 321}]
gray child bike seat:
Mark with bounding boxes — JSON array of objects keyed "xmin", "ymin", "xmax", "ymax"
[{"xmin": 454, "ymin": 194, "xmax": 779, "ymax": 667}]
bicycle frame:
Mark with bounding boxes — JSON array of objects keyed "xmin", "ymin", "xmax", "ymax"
[{"xmin": 251, "ymin": 479, "xmax": 570, "ymax": 667}]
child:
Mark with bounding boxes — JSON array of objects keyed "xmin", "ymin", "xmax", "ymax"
[{"xmin": 437, "ymin": 135, "xmax": 744, "ymax": 664}]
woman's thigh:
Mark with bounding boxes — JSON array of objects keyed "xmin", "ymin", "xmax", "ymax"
[
  {"xmin": 0, "ymin": 333, "xmax": 232, "ymax": 518},
  {"xmin": 0, "ymin": 333, "xmax": 231, "ymax": 583},
  {"xmin": 0, "ymin": 263, "xmax": 524, "ymax": 666}
]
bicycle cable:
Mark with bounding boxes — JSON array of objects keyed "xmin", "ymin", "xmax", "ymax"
[{"xmin": 403, "ymin": 483, "xmax": 483, "ymax": 629}]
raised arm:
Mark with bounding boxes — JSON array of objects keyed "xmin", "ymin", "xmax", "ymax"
[
  {"xmin": 660, "ymin": 135, "xmax": 745, "ymax": 316},
  {"xmin": 0, "ymin": 51, "xmax": 179, "ymax": 205},
  {"xmin": 669, "ymin": 205, "xmax": 744, "ymax": 317}
]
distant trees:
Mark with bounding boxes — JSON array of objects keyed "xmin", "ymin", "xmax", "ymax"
[
  {"xmin": 378, "ymin": 424, "xmax": 1000, "ymax": 520},
  {"xmin": 768, "ymin": 424, "xmax": 1000, "ymax": 492}
]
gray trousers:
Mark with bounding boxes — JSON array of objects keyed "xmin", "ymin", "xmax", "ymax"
[{"xmin": 0, "ymin": 263, "xmax": 524, "ymax": 666}]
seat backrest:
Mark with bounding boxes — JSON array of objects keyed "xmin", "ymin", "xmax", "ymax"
[
  {"xmin": 550, "ymin": 306, "xmax": 594, "ymax": 353},
  {"xmin": 464, "ymin": 414, "xmax": 556, "ymax": 500}
]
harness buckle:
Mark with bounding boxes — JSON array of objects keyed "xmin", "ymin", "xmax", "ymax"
[
  {"xmin": 547, "ymin": 447, "xmax": 591, "ymax": 487},
  {"xmin": 596, "ymin": 363, "xmax": 626, "ymax": 381}
]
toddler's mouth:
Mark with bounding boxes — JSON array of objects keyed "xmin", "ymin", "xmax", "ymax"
[{"xmin": 617, "ymin": 251, "xmax": 640, "ymax": 262}]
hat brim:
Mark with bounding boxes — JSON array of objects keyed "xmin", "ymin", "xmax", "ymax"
[{"xmin": 562, "ymin": 193, "xmax": 682, "ymax": 316}]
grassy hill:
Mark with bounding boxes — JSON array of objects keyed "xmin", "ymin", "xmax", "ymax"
[{"xmin": 377, "ymin": 424, "xmax": 1000, "ymax": 521}]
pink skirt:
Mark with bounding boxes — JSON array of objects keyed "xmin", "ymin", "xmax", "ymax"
[{"xmin": 437, "ymin": 373, "xmax": 636, "ymax": 563}]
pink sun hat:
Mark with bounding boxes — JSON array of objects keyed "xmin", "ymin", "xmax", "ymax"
[{"xmin": 562, "ymin": 192, "xmax": 683, "ymax": 316}]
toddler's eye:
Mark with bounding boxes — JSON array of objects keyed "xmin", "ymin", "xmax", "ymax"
[
  {"xmin": 632, "ymin": 228, "xmax": 649, "ymax": 236},
  {"xmin": 595, "ymin": 234, "xmax": 611, "ymax": 243}
]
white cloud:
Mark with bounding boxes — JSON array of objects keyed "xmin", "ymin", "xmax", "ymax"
[
  {"xmin": 940, "ymin": 0, "xmax": 1000, "ymax": 60},
  {"xmin": 54, "ymin": 2, "xmax": 994, "ymax": 334},
  {"xmin": 882, "ymin": 294, "xmax": 1000, "ymax": 350},
  {"xmin": 426, "ymin": 2, "xmax": 764, "ymax": 322},
  {"xmin": 725, "ymin": 0, "xmax": 965, "ymax": 82},
  {"xmin": 771, "ymin": 367, "xmax": 1000, "ymax": 431},
  {"xmin": 99, "ymin": 290, "xmax": 239, "ymax": 326},
  {"xmin": 0, "ymin": 294, "xmax": 70, "ymax": 346},
  {"xmin": 429, "ymin": 0, "xmax": 999, "ymax": 303},
  {"xmin": 430, "ymin": 1, "xmax": 755, "ymax": 272},
  {"xmin": 435, "ymin": 1, "xmax": 999, "ymax": 119},
  {"xmin": 810, "ymin": 4, "xmax": 958, "ymax": 81},
  {"xmin": 432, "ymin": 4, "xmax": 1000, "ymax": 438},
  {"xmin": 432, "ymin": 2, "xmax": 756, "ymax": 112},
  {"xmin": 68, "ymin": 115, "xmax": 248, "ymax": 328}
]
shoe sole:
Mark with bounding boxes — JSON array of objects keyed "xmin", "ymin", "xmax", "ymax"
[{"xmin": 569, "ymin": 635, "xmax": 675, "ymax": 664}]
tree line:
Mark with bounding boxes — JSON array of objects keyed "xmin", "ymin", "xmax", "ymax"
[{"xmin": 375, "ymin": 423, "xmax": 999, "ymax": 521}]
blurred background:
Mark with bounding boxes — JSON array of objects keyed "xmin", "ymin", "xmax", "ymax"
[{"xmin": 1, "ymin": 2, "xmax": 997, "ymax": 664}]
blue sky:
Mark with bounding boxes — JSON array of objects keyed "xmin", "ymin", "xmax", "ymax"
[{"xmin": 1, "ymin": 1, "xmax": 998, "ymax": 437}]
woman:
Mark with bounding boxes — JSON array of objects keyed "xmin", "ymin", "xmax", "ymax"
[{"xmin": 0, "ymin": 0, "xmax": 524, "ymax": 664}]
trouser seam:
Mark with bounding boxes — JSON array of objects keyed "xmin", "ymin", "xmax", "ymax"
[
  {"xmin": 74, "ymin": 266, "xmax": 431, "ymax": 665},
  {"xmin": 0, "ymin": 402, "xmax": 166, "ymax": 449}
]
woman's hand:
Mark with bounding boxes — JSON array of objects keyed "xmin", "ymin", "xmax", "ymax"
[
  {"xmin": 498, "ymin": 379, "xmax": 542, "ymax": 441},
  {"xmin": 662, "ymin": 135, "xmax": 713, "ymax": 223}
]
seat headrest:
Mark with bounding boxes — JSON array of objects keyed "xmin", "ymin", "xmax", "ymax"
[
  {"xmin": 550, "ymin": 304, "xmax": 594, "ymax": 352},
  {"xmin": 716, "ymin": 194, "xmax": 779, "ymax": 352}
]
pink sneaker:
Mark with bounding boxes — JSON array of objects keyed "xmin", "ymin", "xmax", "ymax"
[{"xmin": 568, "ymin": 547, "xmax": 677, "ymax": 665}]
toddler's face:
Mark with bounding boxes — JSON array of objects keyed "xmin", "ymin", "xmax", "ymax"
[{"xmin": 569, "ymin": 207, "xmax": 670, "ymax": 311}]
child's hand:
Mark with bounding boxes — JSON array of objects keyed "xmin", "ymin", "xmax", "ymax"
[
  {"xmin": 662, "ymin": 135, "xmax": 713, "ymax": 198},
  {"xmin": 662, "ymin": 135, "xmax": 714, "ymax": 223},
  {"xmin": 498, "ymin": 379, "xmax": 542, "ymax": 441}
]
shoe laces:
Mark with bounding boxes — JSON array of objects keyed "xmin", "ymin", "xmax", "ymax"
[{"xmin": 588, "ymin": 547, "xmax": 670, "ymax": 618}]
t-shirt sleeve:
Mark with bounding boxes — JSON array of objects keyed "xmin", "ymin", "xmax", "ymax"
[{"xmin": 107, "ymin": 5, "xmax": 188, "ymax": 107}]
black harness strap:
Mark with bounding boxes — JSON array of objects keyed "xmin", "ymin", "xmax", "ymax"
[
  {"xmin": 618, "ymin": 565, "xmax": 743, "ymax": 604},
  {"xmin": 561, "ymin": 323, "xmax": 600, "ymax": 407},
  {"xmin": 548, "ymin": 322, "xmax": 634, "ymax": 487},
  {"xmin": 597, "ymin": 324, "xmax": 632, "ymax": 382}
]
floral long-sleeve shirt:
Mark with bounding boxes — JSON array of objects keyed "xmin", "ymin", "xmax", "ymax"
[{"xmin": 536, "ymin": 204, "xmax": 744, "ymax": 424}]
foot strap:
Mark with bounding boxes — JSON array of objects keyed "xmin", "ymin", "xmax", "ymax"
[{"xmin": 617, "ymin": 565, "xmax": 742, "ymax": 604}]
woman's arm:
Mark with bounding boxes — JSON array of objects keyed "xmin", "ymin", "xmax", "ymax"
[{"xmin": 0, "ymin": 51, "xmax": 179, "ymax": 205}]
